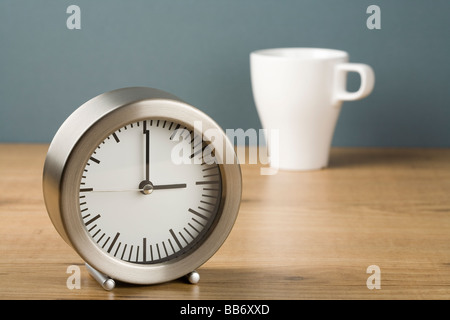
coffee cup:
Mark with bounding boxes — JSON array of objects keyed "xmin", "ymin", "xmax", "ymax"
[{"xmin": 250, "ymin": 48, "xmax": 375, "ymax": 171}]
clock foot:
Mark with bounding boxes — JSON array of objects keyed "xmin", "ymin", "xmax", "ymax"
[
  {"xmin": 85, "ymin": 263, "xmax": 116, "ymax": 291},
  {"xmin": 185, "ymin": 270, "xmax": 200, "ymax": 284}
]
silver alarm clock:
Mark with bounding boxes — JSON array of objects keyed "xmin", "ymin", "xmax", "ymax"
[{"xmin": 43, "ymin": 87, "xmax": 241, "ymax": 289}]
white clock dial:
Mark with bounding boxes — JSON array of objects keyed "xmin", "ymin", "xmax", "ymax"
[{"xmin": 78, "ymin": 119, "xmax": 222, "ymax": 264}]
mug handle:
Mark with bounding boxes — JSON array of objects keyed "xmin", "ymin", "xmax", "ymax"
[{"xmin": 333, "ymin": 63, "xmax": 375, "ymax": 103}]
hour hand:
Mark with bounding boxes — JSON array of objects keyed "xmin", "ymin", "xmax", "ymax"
[
  {"xmin": 139, "ymin": 182, "xmax": 187, "ymax": 195},
  {"xmin": 153, "ymin": 183, "xmax": 187, "ymax": 190}
]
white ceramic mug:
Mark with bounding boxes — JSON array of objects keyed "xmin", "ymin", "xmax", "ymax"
[{"xmin": 250, "ymin": 48, "xmax": 375, "ymax": 171}]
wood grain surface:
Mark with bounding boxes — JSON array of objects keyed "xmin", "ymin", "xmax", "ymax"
[{"xmin": 0, "ymin": 144, "xmax": 449, "ymax": 300}]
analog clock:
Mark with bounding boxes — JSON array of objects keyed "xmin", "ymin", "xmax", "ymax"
[{"xmin": 43, "ymin": 87, "xmax": 241, "ymax": 289}]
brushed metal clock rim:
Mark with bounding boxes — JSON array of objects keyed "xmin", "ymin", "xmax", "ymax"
[{"xmin": 43, "ymin": 87, "xmax": 241, "ymax": 285}]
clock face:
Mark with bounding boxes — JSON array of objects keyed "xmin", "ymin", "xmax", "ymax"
[{"xmin": 78, "ymin": 119, "xmax": 222, "ymax": 264}]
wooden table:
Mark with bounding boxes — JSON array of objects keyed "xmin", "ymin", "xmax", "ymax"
[{"xmin": 0, "ymin": 144, "xmax": 449, "ymax": 300}]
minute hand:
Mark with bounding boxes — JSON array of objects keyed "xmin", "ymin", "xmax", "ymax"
[
  {"xmin": 144, "ymin": 121, "xmax": 150, "ymax": 181},
  {"xmin": 152, "ymin": 183, "xmax": 187, "ymax": 190}
]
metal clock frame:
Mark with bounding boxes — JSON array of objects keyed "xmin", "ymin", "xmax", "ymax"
[{"xmin": 43, "ymin": 87, "xmax": 242, "ymax": 286}]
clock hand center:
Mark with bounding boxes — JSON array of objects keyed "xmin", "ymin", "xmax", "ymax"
[
  {"xmin": 142, "ymin": 184, "xmax": 154, "ymax": 195},
  {"xmin": 139, "ymin": 180, "xmax": 153, "ymax": 195}
]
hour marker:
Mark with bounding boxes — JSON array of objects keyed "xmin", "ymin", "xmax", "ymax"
[
  {"xmin": 156, "ymin": 243, "xmax": 161, "ymax": 259},
  {"xmin": 179, "ymin": 232, "xmax": 188, "ymax": 245},
  {"xmin": 200, "ymin": 200, "xmax": 215, "ymax": 206},
  {"xmin": 102, "ymin": 237, "xmax": 111, "ymax": 248},
  {"xmin": 189, "ymin": 149, "xmax": 202, "ymax": 159},
  {"xmin": 189, "ymin": 208, "xmax": 208, "ymax": 221},
  {"xmin": 184, "ymin": 227, "xmax": 194, "ymax": 239},
  {"xmin": 192, "ymin": 140, "xmax": 202, "ymax": 150},
  {"xmin": 143, "ymin": 238, "xmax": 147, "ymax": 262},
  {"xmin": 97, "ymin": 233, "xmax": 105, "ymax": 243},
  {"xmin": 128, "ymin": 245, "xmax": 134, "ymax": 261},
  {"xmin": 203, "ymin": 187, "xmax": 219, "ymax": 191},
  {"xmin": 80, "ymin": 188, "xmax": 93, "ymax": 192},
  {"xmin": 169, "ymin": 229, "xmax": 183, "ymax": 250},
  {"xmin": 90, "ymin": 156, "xmax": 100, "ymax": 164},
  {"xmin": 196, "ymin": 180, "xmax": 219, "ymax": 185},
  {"xmin": 107, "ymin": 233, "xmax": 120, "ymax": 253},
  {"xmin": 191, "ymin": 143, "xmax": 209, "ymax": 159},
  {"xmin": 85, "ymin": 214, "xmax": 101, "ymax": 226},
  {"xmin": 162, "ymin": 242, "xmax": 169, "ymax": 257},
  {"xmin": 202, "ymin": 166, "xmax": 218, "ymax": 172},
  {"xmin": 121, "ymin": 244, "xmax": 128, "ymax": 260},
  {"xmin": 182, "ymin": 129, "xmax": 192, "ymax": 140},
  {"xmin": 150, "ymin": 245, "xmax": 153, "ymax": 261},
  {"xmin": 203, "ymin": 173, "xmax": 219, "ymax": 178},
  {"xmin": 114, "ymin": 242, "xmax": 121, "ymax": 257},
  {"xmin": 192, "ymin": 217, "xmax": 204, "ymax": 227},
  {"xmin": 198, "ymin": 206, "xmax": 213, "ymax": 213},
  {"xmin": 92, "ymin": 229, "xmax": 101, "ymax": 238},
  {"xmin": 188, "ymin": 223, "xmax": 200, "ymax": 234},
  {"xmin": 112, "ymin": 132, "xmax": 120, "ymax": 143},
  {"xmin": 168, "ymin": 239, "xmax": 175, "ymax": 253},
  {"xmin": 169, "ymin": 124, "xmax": 181, "ymax": 140}
]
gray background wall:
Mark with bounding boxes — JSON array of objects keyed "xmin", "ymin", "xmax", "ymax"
[{"xmin": 1, "ymin": 0, "xmax": 449, "ymax": 146}]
